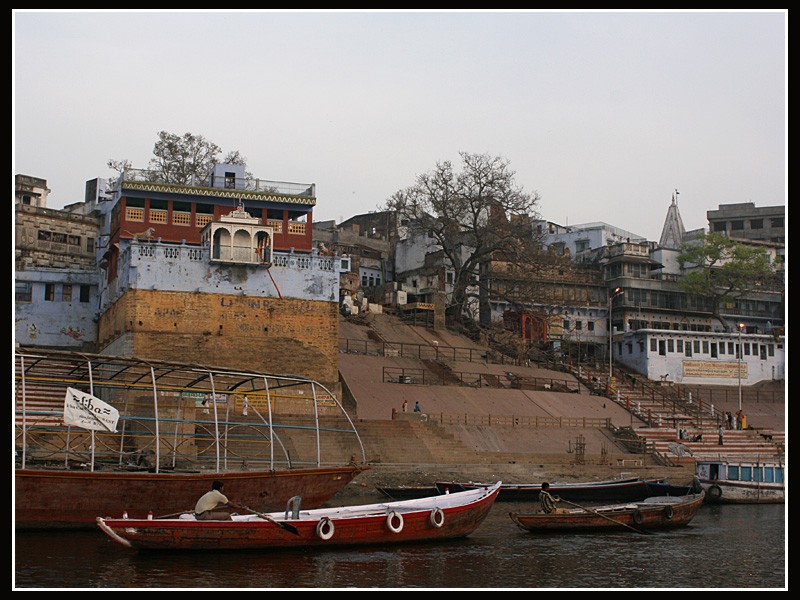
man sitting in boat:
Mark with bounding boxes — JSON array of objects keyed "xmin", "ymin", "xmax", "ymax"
[
  {"xmin": 194, "ymin": 480, "xmax": 244, "ymax": 520},
  {"xmin": 539, "ymin": 482, "xmax": 568, "ymax": 514}
]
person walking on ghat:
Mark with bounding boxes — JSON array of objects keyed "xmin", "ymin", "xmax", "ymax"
[
  {"xmin": 194, "ymin": 480, "xmax": 244, "ymax": 521},
  {"xmin": 718, "ymin": 425, "xmax": 725, "ymax": 446}
]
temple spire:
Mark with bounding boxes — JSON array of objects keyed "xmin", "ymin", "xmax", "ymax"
[{"xmin": 659, "ymin": 190, "xmax": 686, "ymax": 249}]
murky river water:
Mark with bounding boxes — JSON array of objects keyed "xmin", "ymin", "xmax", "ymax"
[{"xmin": 14, "ymin": 502, "xmax": 785, "ymax": 590}]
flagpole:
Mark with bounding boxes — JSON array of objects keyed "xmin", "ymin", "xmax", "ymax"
[{"xmin": 89, "ymin": 360, "xmax": 96, "ymax": 472}]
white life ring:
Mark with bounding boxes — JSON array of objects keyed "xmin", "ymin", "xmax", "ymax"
[
  {"xmin": 429, "ymin": 507, "xmax": 445, "ymax": 528},
  {"xmin": 316, "ymin": 517, "xmax": 335, "ymax": 540},
  {"xmin": 386, "ymin": 511, "xmax": 404, "ymax": 533}
]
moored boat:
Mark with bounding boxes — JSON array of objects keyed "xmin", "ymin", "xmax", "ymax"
[
  {"xmin": 696, "ymin": 458, "xmax": 785, "ymax": 504},
  {"xmin": 376, "ymin": 485, "xmax": 440, "ymax": 500},
  {"xmin": 508, "ymin": 492, "xmax": 705, "ymax": 533},
  {"xmin": 96, "ymin": 481, "xmax": 502, "ymax": 551},
  {"xmin": 435, "ymin": 476, "xmax": 665, "ymax": 502},
  {"xmin": 15, "ymin": 348, "xmax": 369, "ymax": 529}
]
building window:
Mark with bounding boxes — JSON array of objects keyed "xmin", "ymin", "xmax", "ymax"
[
  {"xmin": 87, "ymin": 238, "xmax": 95, "ymax": 253},
  {"xmin": 744, "ymin": 343, "xmax": 751, "ymax": 356},
  {"xmin": 45, "ymin": 283, "xmax": 55, "ymax": 301},
  {"xmin": 750, "ymin": 219, "xmax": 763, "ymax": 229},
  {"xmin": 693, "ymin": 340, "xmax": 701, "ymax": 353},
  {"xmin": 650, "ymin": 339, "xmax": 657, "ymax": 352},
  {"xmin": 677, "ymin": 340, "xmax": 683, "ymax": 352},
  {"xmin": 62, "ymin": 284, "xmax": 72, "ymax": 302},
  {"xmin": 728, "ymin": 341, "xmax": 735, "ymax": 355},
  {"xmin": 587, "ymin": 321, "xmax": 595, "ymax": 332},
  {"xmin": 702, "ymin": 341, "xmax": 709, "ymax": 354},
  {"xmin": 684, "ymin": 341, "xmax": 692, "ymax": 357},
  {"xmin": 710, "ymin": 343, "xmax": 718, "ymax": 358},
  {"xmin": 770, "ymin": 217, "xmax": 784, "ymax": 227},
  {"xmin": 80, "ymin": 285, "xmax": 90, "ymax": 303},
  {"xmin": 730, "ymin": 220, "xmax": 744, "ymax": 231},
  {"xmin": 575, "ymin": 321, "xmax": 582, "ymax": 331},
  {"xmin": 667, "ymin": 339, "xmax": 674, "ymax": 353},
  {"xmin": 16, "ymin": 282, "xmax": 32, "ymax": 302},
  {"xmin": 712, "ymin": 222, "xmax": 726, "ymax": 232}
]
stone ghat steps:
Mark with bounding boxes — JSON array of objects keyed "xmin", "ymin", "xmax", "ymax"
[{"xmin": 636, "ymin": 426, "xmax": 785, "ymax": 466}]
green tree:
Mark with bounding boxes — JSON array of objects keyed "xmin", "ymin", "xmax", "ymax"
[
  {"xmin": 384, "ymin": 152, "xmax": 541, "ymax": 327},
  {"xmin": 677, "ymin": 232, "xmax": 777, "ymax": 331},
  {"xmin": 108, "ymin": 131, "xmax": 247, "ymax": 185}
]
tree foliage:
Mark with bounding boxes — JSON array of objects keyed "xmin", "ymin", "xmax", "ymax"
[
  {"xmin": 108, "ymin": 131, "xmax": 247, "ymax": 184},
  {"xmin": 384, "ymin": 152, "xmax": 541, "ymax": 326},
  {"xmin": 677, "ymin": 232, "xmax": 777, "ymax": 331}
]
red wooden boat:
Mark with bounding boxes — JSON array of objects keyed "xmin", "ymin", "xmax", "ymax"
[
  {"xmin": 15, "ymin": 465, "xmax": 367, "ymax": 530},
  {"xmin": 96, "ymin": 482, "xmax": 502, "ymax": 551},
  {"xmin": 508, "ymin": 492, "xmax": 705, "ymax": 533},
  {"xmin": 15, "ymin": 349, "xmax": 369, "ymax": 530}
]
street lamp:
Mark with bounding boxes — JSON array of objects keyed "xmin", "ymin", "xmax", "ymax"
[
  {"xmin": 737, "ymin": 322, "xmax": 745, "ymax": 411},
  {"xmin": 608, "ymin": 287, "xmax": 623, "ymax": 388}
]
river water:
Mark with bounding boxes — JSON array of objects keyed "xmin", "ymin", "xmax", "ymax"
[{"xmin": 14, "ymin": 502, "xmax": 786, "ymax": 590}]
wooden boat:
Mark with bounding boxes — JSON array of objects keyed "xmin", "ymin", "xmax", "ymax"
[
  {"xmin": 376, "ymin": 485, "xmax": 440, "ymax": 500},
  {"xmin": 435, "ymin": 477, "xmax": 666, "ymax": 502},
  {"xmin": 509, "ymin": 492, "xmax": 705, "ymax": 533},
  {"xmin": 96, "ymin": 481, "xmax": 502, "ymax": 551},
  {"xmin": 15, "ymin": 348, "xmax": 369, "ymax": 530},
  {"xmin": 645, "ymin": 477, "xmax": 703, "ymax": 497},
  {"xmin": 696, "ymin": 458, "xmax": 785, "ymax": 504}
]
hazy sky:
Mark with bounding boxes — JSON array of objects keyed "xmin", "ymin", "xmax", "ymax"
[{"xmin": 13, "ymin": 10, "xmax": 787, "ymax": 242}]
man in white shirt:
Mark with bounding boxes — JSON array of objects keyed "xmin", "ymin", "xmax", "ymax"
[{"xmin": 194, "ymin": 480, "xmax": 243, "ymax": 520}]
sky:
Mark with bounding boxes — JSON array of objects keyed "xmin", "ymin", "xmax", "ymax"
[{"xmin": 13, "ymin": 10, "xmax": 787, "ymax": 243}]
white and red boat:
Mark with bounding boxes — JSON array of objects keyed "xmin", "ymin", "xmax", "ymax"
[{"xmin": 96, "ymin": 482, "xmax": 502, "ymax": 551}]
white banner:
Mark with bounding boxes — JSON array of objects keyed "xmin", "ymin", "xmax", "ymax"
[{"xmin": 63, "ymin": 387, "xmax": 120, "ymax": 432}]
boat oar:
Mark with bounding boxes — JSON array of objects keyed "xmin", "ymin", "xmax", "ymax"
[
  {"xmin": 243, "ymin": 506, "xmax": 301, "ymax": 536},
  {"xmin": 559, "ymin": 499, "xmax": 654, "ymax": 535}
]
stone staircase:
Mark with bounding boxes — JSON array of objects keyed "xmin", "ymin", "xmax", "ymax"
[
  {"xmin": 635, "ymin": 426, "xmax": 785, "ymax": 466},
  {"xmin": 563, "ymin": 362, "xmax": 785, "ymax": 467},
  {"xmin": 354, "ymin": 418, "xmax": 484, "ymax": 465}
]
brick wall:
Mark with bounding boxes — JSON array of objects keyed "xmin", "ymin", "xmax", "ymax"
[{"xmin": 97, "ymin": 290, "xmax": 340, "ymax": 384}]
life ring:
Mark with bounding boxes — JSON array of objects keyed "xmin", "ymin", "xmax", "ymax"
[
  {"xmin": 429, "ymin": 507, "xmax": 445, "ymax": 528},
  {"xmin": 708, "ymin": 484, "xmax": 723, "ymax": 501},
  {"xmin": 316, "ymin": 517, "xmax": 334, "ymax": 540},
  {"xmin": 663, "ymin": 505, "xmax": 674, "ymax": 520},
  {"xmin": 632, "ymin": 509, "xmax": 645, "ymax": 525},
  {"xmin": 386, "ymin": 511, "xmax": 404, "ymax": 533}
]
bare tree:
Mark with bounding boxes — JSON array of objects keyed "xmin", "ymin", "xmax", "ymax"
[{"xmin": 384, "ymin": 152, "xmax": 541, "ymax": 327}]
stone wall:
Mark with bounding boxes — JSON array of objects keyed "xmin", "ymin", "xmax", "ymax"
[{"xmin": 97, "ymin": 289, "xmax": 340, "ymax": 385}]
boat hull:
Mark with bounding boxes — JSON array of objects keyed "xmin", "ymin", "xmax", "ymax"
[
  {"xmin": 15, "ymin": 466, "xmax": 368, "ymax": 530},
  {"xmin": 436, "ymin": 477, "xmax": 661, "ymax": 502},
  {"xmin": 96, "ymin": 483, "xmax": 501, "ymax": 551},
  {"xmin": 699, "ymin": 480, "xmax": 784, "ymax": 504},
  {"xmin": 509, "ymin": 493, "xmax": 705, "ymax": 533}
]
